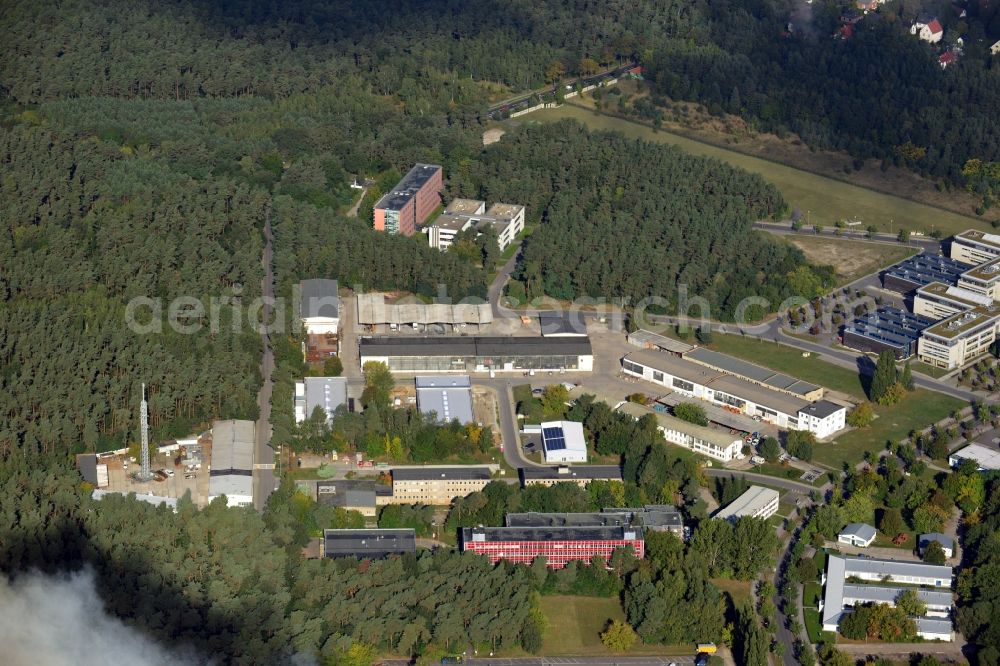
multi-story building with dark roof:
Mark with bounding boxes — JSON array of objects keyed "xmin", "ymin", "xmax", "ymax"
[{"xmin": 373, "ymin": 164, "xmax": 443, "ymax": 236}]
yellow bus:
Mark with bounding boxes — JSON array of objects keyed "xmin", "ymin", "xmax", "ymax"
[{"xmin": 696, "ymin": 643, "xmax": 717, "ymax": 654}]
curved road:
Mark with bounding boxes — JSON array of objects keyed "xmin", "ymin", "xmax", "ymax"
[{"xmin": 703, "ymin": 468, "xmax": 818, "ymax": 495}]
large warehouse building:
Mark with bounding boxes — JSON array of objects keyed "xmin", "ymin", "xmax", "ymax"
[
  {"xmin": 621, "ymin": 349, "xmax": 846, "ymax": 437},
  {"xmin": 415, "ymin": 375, "xmax": 475, "ymax": 423},
  {"xmin": 359, "ymin": 335, "xmax": 594, "ymax": 373},
  {"xmin": 356, "ymin": 293, "xmax": 492, "ymax": 332},
  {"xmin": 208, "ymin": 420, "xmax": 255, "ymax": 508},
  {"xmin": 373, "ymin": 164, "xmax": 443, "ymax": 236},
  {"xmin": 460, "ymin": 525, "xmax": 645, "ymax": 568}
]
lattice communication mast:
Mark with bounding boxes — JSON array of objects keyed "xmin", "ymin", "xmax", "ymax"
[{"xmin": 139, "ymin": 383, "xmax": 152, "ymax": 482}]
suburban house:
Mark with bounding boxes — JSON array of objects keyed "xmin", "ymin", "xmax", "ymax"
[
  {"xmin": 910, "ymin": 17, "xmax": 944, "ymax": 43},
  {"xmin": 991, "ymin": 40, "xmax": 1000, "ymax": 55},
  {"xmin": 919, "ymin": 533, "xmax": 955, "ymax": 558},
  {"xmin": 299, "ymin": 279, "xmax": 340, "ymax": 334},
  {"xmin": 939, "ymin": 51, "xmax": 957, "ymax": 68},
  {"xmin": 838, "ymin": 523, "xmax": 877, "ymax": 548}
]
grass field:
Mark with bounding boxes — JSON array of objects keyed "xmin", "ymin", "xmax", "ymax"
[
  {"xmin": 706, "ymin": 334, "xmax": 867, "ymax": 400},
  {"xmin": 817, "ymin": 390, "xmax": 964, "ymax": 468},
  {"xmin": 528, "ymin": 104, "xmax": 988, "ymax": 235},
  {"xmin": 710, "ymin": 578, "xmax": 753, "ymax": 606},
  {"xmin": 910, "ymin": 361, "xmax": 952, "ymax": 379},
  {"xmin": 785, "ymin": 236, "xmax": 917, "ymax": 286},
  {"xmin": 537, "ymin": 595, "xmax": 688, "ymax": 656}
]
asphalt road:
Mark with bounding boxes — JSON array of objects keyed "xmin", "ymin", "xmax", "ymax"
[
  {"xmin": 471, "ymin": 377, "xmax": 544, "ymax": 469},
  {"xmin": 703, "ymin": 468, "xmax": 817, "ymax": 495},
  {"xmin": 752, "ymin": 221, "xmax": 944, "ymax": 254},
  {"xmin": 384, "ymin": 658, "xmax": 694, "ymax": 666},
  {"xmin": 489, "ymin": 247, "xmax": 522, "ymax": 318},
  {"xmin": 253, "ymin": 208, "xmax": 277, "ymax": 510}
]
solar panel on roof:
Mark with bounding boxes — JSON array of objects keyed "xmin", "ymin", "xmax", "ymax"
[{"xmin": 543, "ymin": 426, "xmax": 567, "ymax": 450}]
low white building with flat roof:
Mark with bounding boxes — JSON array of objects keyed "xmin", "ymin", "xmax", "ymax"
[
  {"xmin": 415, "ymin": 375, "xmax": 474, "ymax": 424},
  {"xmin": 208, "ymin": 419, "xmax": 255, "ymax": 508},
  {"xmin": 427, "ymin": 199, "xmax": 525, "ymax": 252},
  {"xmin": 714, "ymin": 485, "xmax": 779, "ymax": 521},
  {"xmin": 523, "ymin": 421, "xmax": 588, "ymax": 463},
  {"xmin": 295, "ymin": 377, "xmax": 348, "ymax": 423},
  {"xmin": 948, "ymin": 443, "xmax": 1000, "ymax": 471},
  {"xmin": 822, "ymin": 555, "xmax": 954, "ymax": 641}
]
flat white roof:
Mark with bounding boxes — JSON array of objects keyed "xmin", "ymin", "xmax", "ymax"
[
  {"xmin": 841, "ymin": 584, "xmax": 952, "ymax": 607},
  {"xmin": 949, "ymin": 443, "xmax": 1000, "ymax": 470},
  {"xmin": 92, "ymin": 490, "xmax": 178, "ymax": 511},
  {"xmin": 946, "ymin": 285, "xmax": 994, "ymax": 307},
  {"xmin": 211, "ymin": 420, "xmax": 255, "ymax": 471},
  {"xmin": 843, "ymin": 555, "xmax": 953, "ymax": 581},
  {"xmin": 714, "ymin": 485, "xmax": 779, "ymax": 520},
  {"xmin": 539, "ymin": 421, "xmax": 587, "ymax": 456},
  {"xmin": 415, "ymin": 375, "xmax": 475, "ymax": 423}
]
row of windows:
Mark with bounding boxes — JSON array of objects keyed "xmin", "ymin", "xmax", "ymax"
[{"xmin": 672, "ymin": 377, "xmax": 694, "ymax": 392}]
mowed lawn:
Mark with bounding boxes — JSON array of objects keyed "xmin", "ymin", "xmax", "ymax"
[
  {"xmin": 538, "ymin": 595, "xmax": 688, "ymax": 656},
  {"xmin": 817, "ymin": 389, "xmax": 963, "ymax": 468},
  {"xmin": 706, "ymin": 334, "xmax": 867, "ymax": 400},
  {"xmin": 710, "ymin": 578, "xmax": 753, "ymax": 607},
  {"xmin": 529, "ymin": 104, "xmax": 988, "ymax": 235}
]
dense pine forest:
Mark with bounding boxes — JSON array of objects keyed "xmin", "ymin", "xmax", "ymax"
[
  {"xmin": 644, "ymin": 0, "xmax": 1000, "ymax": 194},
  {"xmin": 455, "ymin": 121, "xmax": 829, "ymax": 317}
]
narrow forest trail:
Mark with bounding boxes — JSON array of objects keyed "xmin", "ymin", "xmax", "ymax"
[{"xmin": 253, "ymin": 205, "xmax": 277, "ymax": 510}]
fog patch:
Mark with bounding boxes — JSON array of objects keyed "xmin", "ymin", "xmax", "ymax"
[{"xmin": 0, "ymin": 569, "xmax": 209, "ymax": 666}]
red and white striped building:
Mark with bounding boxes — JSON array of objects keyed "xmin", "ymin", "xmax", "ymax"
[{"xmin": 460, "ymin": 526, "xmax": 645, "ymax": 568}]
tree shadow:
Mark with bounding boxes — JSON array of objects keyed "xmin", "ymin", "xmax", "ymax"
[{"xmin": 856, "ymin": 355, "xmax": 875, "ymax": 399}]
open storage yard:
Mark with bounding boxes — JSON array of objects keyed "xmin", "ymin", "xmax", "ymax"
[{"xmin": 528, "ymin": 104, "xmax": 990, "ymax": 235}]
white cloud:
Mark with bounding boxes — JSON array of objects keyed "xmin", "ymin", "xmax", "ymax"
[{"xmin": 0, "ymin": 569, "xmax": 208, "ymax": 666}]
